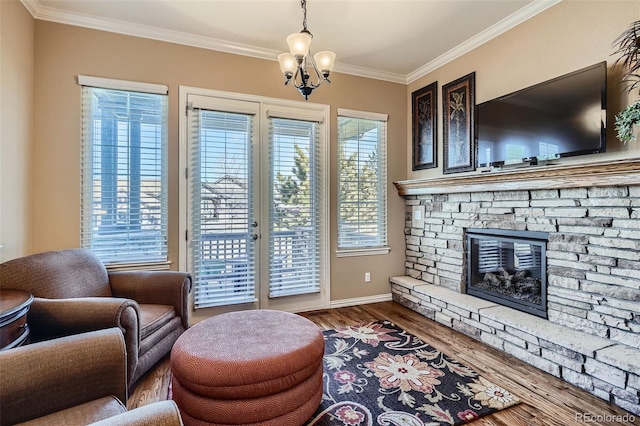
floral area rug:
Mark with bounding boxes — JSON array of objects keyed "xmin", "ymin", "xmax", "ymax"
[{"xmin": 305, "ymin": 320, "xmax": 520, "ymax": 426}]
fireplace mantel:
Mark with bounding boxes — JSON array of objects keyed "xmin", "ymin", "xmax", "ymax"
[{"xmin": 394, "ymin": 157, "xmax": 640, "ymax": 196}]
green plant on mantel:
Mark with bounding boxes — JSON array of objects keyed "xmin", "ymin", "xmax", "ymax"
[
  {"xmin": 615, "ymin": 100, "xmax": 640, "ymax": 144},
  {"xmin": 613, "ymin": 19, "xmax": 640, "ymax": 144}
]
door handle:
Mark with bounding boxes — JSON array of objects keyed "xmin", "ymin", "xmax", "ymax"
[
  {"xmin": 251, "ymin": 221, "xmax": 258, "ymax": 228},
  {"xmin": 252, "ymin": 234, "xmax": 259, "ymax": 240}
]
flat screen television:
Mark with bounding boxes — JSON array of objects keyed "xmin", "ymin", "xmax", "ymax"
[{"xmin": 476, "ymin": 61, "xmax": 607, "ymax": 168}]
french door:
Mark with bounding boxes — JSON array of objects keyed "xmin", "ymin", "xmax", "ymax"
[{"xmin": 182, "ymin": 90, "xmax": 329, "ymax": 313}]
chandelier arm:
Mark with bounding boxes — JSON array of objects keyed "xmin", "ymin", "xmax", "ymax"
[
  {"xmin": 290, "ymin": 64, "xmax": 311, "ymax": 90},
  {"xmin": 290, "ymin": 65, "xmax": 303, "ymax": 89},
  {"xmin": 307, "ymin": 53, "xmax": 324, "ymax": 85},
  {"xmin": 292, "ymin": 63, "xmax": 326, "ymax": 90}
]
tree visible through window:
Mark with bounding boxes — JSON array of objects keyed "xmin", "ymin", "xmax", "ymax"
[
  {"xmin": 80, "ymin": 81, "xmax": 168, "ymax": 265},
  {"xmin": 274, "ymin": 144, "xmax": 311, "ymax": 230}
]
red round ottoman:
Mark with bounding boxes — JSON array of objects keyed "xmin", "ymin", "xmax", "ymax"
[{"xmin": 170, "ymin": 310, "xmax": 325, "ymax": 426}]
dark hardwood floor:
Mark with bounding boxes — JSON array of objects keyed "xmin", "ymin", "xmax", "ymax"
[{"xmin": 128, "ymin": 301, "xmax": 639, "ymax": 425}]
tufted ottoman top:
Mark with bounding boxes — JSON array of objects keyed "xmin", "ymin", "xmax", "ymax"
[{"xmin": 170, "ymin": 310, "xmax": 324, "ymax": 399}]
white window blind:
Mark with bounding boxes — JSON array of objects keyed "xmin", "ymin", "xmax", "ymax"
[
  {"xmin": 80, "ymin": 80, "xmax": 168, "ymax": 265},
  {"xmin": 269, "ymin": 117, "xmax": 321, "ymax": 297},
  {"xmin": 188, "ymin": 107, "xmax": 257, "ymax": 309},
  {"xmin": 337, "ymin": 110, "xmax": 388, "ymax": 251}
]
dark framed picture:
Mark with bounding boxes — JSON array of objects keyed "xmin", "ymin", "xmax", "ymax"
[
  {"xmin": 412, "ymin": 82, "xmax": 437, "ymax": 170},
  {"xmin": 442, "ymin": 72, "xmax": 475, "ymax": 174}
]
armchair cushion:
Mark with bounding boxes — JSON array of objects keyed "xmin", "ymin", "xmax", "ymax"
[{"xmin": 140, "ymin": 304, "xmax": 176, "ymax": 339}]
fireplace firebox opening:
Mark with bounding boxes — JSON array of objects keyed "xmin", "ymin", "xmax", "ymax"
[{"xmin": 466, "ymin": 228, "xmax": 548, "ymax": 319}]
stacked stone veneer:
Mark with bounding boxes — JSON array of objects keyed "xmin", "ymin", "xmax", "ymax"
[{"xmin": 394, "ymin": 185, "xmax": 640, "ymax": 415}]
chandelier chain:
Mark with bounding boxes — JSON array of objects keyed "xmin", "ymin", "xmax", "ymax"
[{"xmin": 301, "ymin": 0, "xmax": 308, "ymax": 31}]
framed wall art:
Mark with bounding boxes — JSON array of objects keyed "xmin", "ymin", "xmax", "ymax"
[
  {"xmin": 411, "ymin": 81, "xmax": 437, "ymax": 170},
  {"xmin": 442, "ymin": 72, "xmax": 475, "ymax": 174}
]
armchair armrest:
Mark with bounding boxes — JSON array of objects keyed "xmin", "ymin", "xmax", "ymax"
[
  {"xmin": 28, "ymin": 297, "xmax": 140, "ymax": 385},
  {"xmin": 0, "ymin": 328, "xmax": 127, "ymax": 425},
  {"xmin": 109, "ymin": 271, "xmax": 192, "ymax": 329},
  {"xmin": 89, "ymin": 400, "xmax": 184, "ymax": 426}
]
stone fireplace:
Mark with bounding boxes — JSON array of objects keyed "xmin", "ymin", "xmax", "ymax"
[
  {"xmin": 391, "ymin": 158, "xmax": 640, "ymax": 416},
  {"xmin": 466, "ymin": 228, "xmax": 547, "ymax": 318}
]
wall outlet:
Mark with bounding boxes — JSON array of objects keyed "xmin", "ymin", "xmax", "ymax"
[{"xmin": 364, "ymin": 272, "xmax": 371, "ymax": 283}]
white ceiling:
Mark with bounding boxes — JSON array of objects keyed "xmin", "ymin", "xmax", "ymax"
[{"xmin": 23, "ymin": 0, "xmax": 561, "ymax": 84}]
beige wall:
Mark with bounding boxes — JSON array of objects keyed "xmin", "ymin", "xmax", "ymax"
[
  {"xmin": 30, "ymin": 20, "xmax": 408, "ymax": 302},
  {"xmin": 406, "ymin": 1, "xmax": 640, "ymax": 180},
  {"xmin": 0, "ymin": 0, "xmax": 34, "ymax": 262}
]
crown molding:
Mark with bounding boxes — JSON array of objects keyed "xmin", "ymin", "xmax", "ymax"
[
  {"xmin": 20, "ymin": 0, "xmax": 38, "ymax": 16},
  {"xmin": 332, "ymin": 63, "xmax": 407, "ymax": 84},
  {"xmin": 22, "ymin": 0, "xmax": 561, "ymax": 86},
  {"xmin": 21, "ymin": 0, "xmax": 280, "ymax": 61},
  {"xmin": 406, "ymin": 0, "xmax": 562, "ymax": 84}
]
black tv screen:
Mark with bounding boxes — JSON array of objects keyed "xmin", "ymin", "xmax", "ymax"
[{"xmin": 476, "ymin": 62, "xmax": 606, "ymax": 168}]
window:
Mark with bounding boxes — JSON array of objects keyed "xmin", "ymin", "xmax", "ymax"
[
  {"xmin": 80, "ymin": 76, "xmax": 168, "ymax": 266},
  {"xmin": 337, "ymin": 109, "xmax": 388, "ymax": 256}
]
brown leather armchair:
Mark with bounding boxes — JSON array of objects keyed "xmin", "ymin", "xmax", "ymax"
[
  {"xmin": 0, "ymin": 328, "xmax": 183, "ymax": 425},
  {"xmin": 0, "ymin": 249, "xmax": 192, "ymax": 387}
]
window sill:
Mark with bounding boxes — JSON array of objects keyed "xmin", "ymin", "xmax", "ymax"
[
  {"xmin": 105, "ymin": 260, "xmax": 172, "ymax": 272},
  {"xmin": 336, "ymin": 247, "xmax": 390, "ymax": 258}
]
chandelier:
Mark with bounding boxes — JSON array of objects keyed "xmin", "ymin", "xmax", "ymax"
[{"xmin": 277, "ymin": 0, "xmax": 336, "ymax": 100}]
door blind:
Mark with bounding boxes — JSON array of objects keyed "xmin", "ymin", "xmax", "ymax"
[
  {"xmin": 268, "ymin": 118, "xmax": 321, "ymax": 298},
  {"xmin": 188, "ymin": 108, "xmax": 256, "ymax": 308}
]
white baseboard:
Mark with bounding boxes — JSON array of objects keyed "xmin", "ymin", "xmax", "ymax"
[{"xmin": 330, "ymin": 293, "xmax": 393, "ymax": 309}]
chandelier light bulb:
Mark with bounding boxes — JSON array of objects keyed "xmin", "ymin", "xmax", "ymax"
[
  {"xmin": 287, "ymin": 32, "xmax": 312, "ymax": 59},
  {"xmin": 278, "ymin": 53, "xmax": 297, "ymax": 76},
  {"xmin": 313, "ymin": 51, "xmax": 336, "ymax": 75}
]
